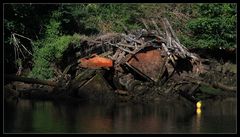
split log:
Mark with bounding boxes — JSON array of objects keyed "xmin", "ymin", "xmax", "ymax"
[
  {"xmin": 117, "ymin": 43, "xmax": 135, "ymax": 48},
  {"xmin": 115, "ymin": 51, "xmax": 126, "ymax": 64},
  {"xmin": 183, "ymin": 77, "xmax": 236, "ymax": 93},
  {"xmin": 5, "ymin": 75, "xmax": 57, "ymax": 86},
  {"xmin": 108, "ymin": 42, "xmax": 135, "ymax": 54},
  {"xmin": 163, "ymin": 18, "xmax": 180, "ymax": 44},
  {"xmin": 206, "ymin": 82, "xmax": 236, "ymax": 93},
  {"xmin": 197, "ymin": 81, "xmax": 236, "ymax": 93},
  {"xmin": 121, "ymin": 34, "xmax": 142, "ymax": 44},
  {"xmin": 110, "ymin": 49, "xmax": 121, "ymax": 60},
  {"xmin": 151, "ymin": 19, "xmax": 164, "ymax": 37}
]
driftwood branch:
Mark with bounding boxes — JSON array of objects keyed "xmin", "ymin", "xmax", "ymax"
[
  {"xmin": 5, "ymin": 75, "xmax": 57, "ymax": 86},
  {"xmin": 183, "ymin": 77, "xmax": 236, "ymax": 93},
  {"xmin": 163, "ymin": 18, "xmax": 180, "ymax": 44},
  {"xmin": 151, "ymin": 19, "xmax": 164, "ymax": 36},
  {"xmin": 202, "ymin": 81, "xmax": 236, "ymax": 93}
]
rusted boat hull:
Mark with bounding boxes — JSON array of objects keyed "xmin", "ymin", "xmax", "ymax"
[{"xmin": 127, "ymin": 47, "xmax": 165, "ymax": 82}]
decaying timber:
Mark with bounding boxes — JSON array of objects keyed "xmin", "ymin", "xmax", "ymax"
[
  {"xmin": 5, "ymin": 75, "xmax": 57, "ymax": 86},
  {"xmin": 4, "ymin": 18, "xmax": 236, "ymax": 104}
]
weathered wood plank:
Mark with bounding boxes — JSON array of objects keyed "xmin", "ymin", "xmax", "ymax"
[{"xmin": 5, "ymin": 75, "xmax": 57, "ymax": 86}]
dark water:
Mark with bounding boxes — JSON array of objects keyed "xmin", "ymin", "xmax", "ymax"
[{"xmin": 4, "ymin": 98, "xmax": 236, "ymax": 133}]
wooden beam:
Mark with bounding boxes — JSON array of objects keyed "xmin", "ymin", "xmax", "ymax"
[{"xmin": 5, "ymin": 75, "xmax": 57, "ymax": 86}]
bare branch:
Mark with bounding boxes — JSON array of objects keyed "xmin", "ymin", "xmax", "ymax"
[
  {"xmin": 13, "ymin": 33, "xmax": 33, "ymax": 42},
  {"xmin": 151, "ymin": 19, "xmax": 164, "ymax": 36},
  {"xmin": 20, "ymin": 43, "xmax": 32, "ymax": 55},
  {"xmin": 163, "ymin": 18, "xmax": 180, "ymax": 44}
]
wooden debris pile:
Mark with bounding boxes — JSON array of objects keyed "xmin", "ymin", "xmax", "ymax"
[
  {"xmin": 4, "ymin": 18, "xmax": 236, "ymax": 104},
  {"xmin": 107, "ymin": 18, "xmax": 199, "ymax": 66},
  {"xmin": 62, "ymin": 17, "xmax": 205, "ymax": 103}
]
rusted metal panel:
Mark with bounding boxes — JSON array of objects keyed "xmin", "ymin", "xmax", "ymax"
[{"xmin": 127, "ymin": 48, "xmax": 164, "ymax": 82}]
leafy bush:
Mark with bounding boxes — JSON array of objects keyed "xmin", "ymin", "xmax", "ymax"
[
  {"xmin": 59, "ymin": 4, "xmax": 142, "ymax": 34},
  {"xmin": 183, "ymin": 3, "xmax": 236, "ymax": 48},
  {"xmin": 30, "ymin": 34, "xmax": 82, "ymax": 79},
  {"xmin": 30, "ymin": 36, "xmax": 64, "ymax": 79},
  {"xmin": 29, "ymin": 11, "xmax": 82, "ymax": 79}
]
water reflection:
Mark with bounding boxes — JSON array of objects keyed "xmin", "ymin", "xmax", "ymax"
[{"xmin": 4, "ymin": 98, "xmax": 236, "ymax": 133}]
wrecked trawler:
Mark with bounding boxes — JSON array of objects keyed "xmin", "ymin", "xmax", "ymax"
[
  {"xmin": 54, "ymin": 18, "xmax": 205, "ymax": 104},
  {"xmin": 5, "ymin": 18, "xmax": 236, "ymax": 106}
]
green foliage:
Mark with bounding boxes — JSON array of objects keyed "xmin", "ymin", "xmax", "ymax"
[
  {"xmin": 45, "ymin": 19, "xmax": 61, "ymax": 38},
  {"xmin": 4, "ymin": 4, "xmax": 58, "ymax": 40},
  {"xmin": 30, "ymin": 34, "xmax": 82, "ymax": 79},
  {"xmin": 59, "ymin": 4, "xmax": 142, "ymax": 34},
  {"xmin": 29, "ymin": 10, "xmax": 82, "ymax": 79},
  {"xmin": 4, "ymin": 4, "xmax": 58, "ymax": 74},
  {"xmin": 184, "ymin": 3, "xmax": 236, "ymax": 48},
  {"xmin": 4, "ymin": 3, "xmax": 237, "ymax": 78}
]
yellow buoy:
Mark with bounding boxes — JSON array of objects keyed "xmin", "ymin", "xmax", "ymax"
[{"xmin": 196, "ymin": 101, "xmax": 202, "ymax": 109}]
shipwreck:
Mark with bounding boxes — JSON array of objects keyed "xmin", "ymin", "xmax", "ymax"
[{"xmin": 5, "ymin": 18, "xmax": 236, "ymax": 106}]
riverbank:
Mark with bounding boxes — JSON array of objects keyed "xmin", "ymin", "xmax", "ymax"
[
  {"xmin": 4, "ymin": 56, "xmax": 236, "ymax": 106},
  {"xmin": 4, "ymin": 22, "xmax": 236, "ymax": 107}
]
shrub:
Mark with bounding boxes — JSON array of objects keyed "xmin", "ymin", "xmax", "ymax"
[
  {"xmin": 183, "ymin": 3, "xmax": 236, "ymax": 48},
  {"xmin": 29, "ymin": 11, "xmax": 82, "ymax": 79},
  {"xmin": 29, "ymin": 34, "xmax": 82, "ymax": 79}
]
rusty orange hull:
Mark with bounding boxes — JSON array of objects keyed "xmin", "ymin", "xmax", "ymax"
[
  {"xmin": 127, "ymin": 48, "xmax": 164, "ymax": 82},
  {"xmin": 79, "ymin": 54, "xmax": 113, "ymax": 69}
]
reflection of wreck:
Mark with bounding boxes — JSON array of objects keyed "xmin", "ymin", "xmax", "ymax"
[{"xmin": 5, "ymin": 18, "xmax": 236, "ymax": 104}]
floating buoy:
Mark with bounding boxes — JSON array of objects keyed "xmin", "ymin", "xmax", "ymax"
[
  {"xmin": 196, "ymin": 101, "xmax": 202, "ymax": 115},
  {"xmin": 196, "ymin": 101, "xmax": 202, "ymax": 109}
]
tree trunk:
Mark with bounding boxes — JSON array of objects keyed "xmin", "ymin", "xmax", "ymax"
[{"xmin": 5, "ymin": 75, "xmax": 57, "ymax": 86}]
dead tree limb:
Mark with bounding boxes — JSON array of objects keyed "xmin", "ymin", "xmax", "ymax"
[
  {"xmin": 163, "ymin": 18, "xmax": 180, "ymax": 44},
  {"xmin": 151, "ymin": 19, "xmax": 164, "ymax": 36},
  {"xmin": 210, "ymin": 82, "xmax": 236, "ymax": 92},
  {"xmin": 5, "ymin": 75, "xmax": 57, "ymax": 86},
  {"xmin": 183, "ymin": 77, "xmax": 236, "ymax": 93}
]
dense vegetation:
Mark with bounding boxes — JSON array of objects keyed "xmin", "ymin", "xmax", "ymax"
[{"xmin": 4, "ymin": 3, "xmax": 237, "ymax": 79}]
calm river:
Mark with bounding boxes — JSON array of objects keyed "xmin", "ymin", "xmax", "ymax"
[{"xmin": 4, "ymin": 98, "xmax": 236, "ymax": 133}]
